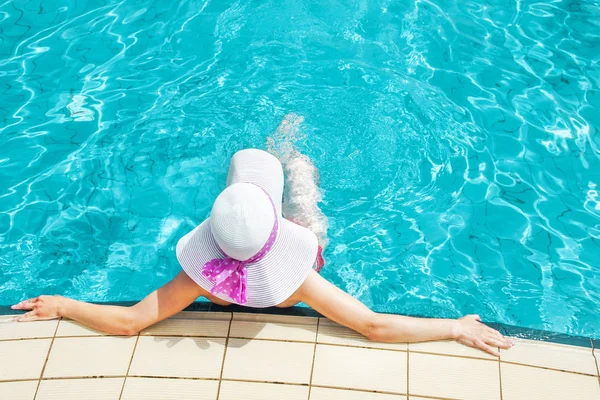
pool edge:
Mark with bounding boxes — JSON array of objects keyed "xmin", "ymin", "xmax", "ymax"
[{"xmin": 0, "ymin": 301, "xmax": 595, "ymax": 348}]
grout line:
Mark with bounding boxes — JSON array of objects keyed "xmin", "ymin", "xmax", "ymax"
[
  {"xmin": 226, "ymin": 336, "xmax": 317, "ymax": 344},
  {"xmin": 313, "ymin": 341, "xmax": 407, "ymax": 352},
  {"xmin": 0, "ymin": 337, "xmax": 56, "ymax": 342},
  {"xmin": 499, "ymin": 360, "xmax": 598, "ymax": 377},
  {"xmin": 406, "ymin": 345, "xmax": 410, "ymax": 398},
  {"xmin": 57, "ymin": 333, "xmax": 225, "ymax": 339},
  {"xmin": 34, "ymin": 375, "xmax": 220, "ymax": 381},
  {"xmin": 309, "ymin": 383, "xmax": 407, "ymax": 396},
  {"xmin": 409, "ymin": 349, "xmax": 497, "ymax": 362},
  {"xmin": 1, "ymin": 334, "xmax": 130, "ymax": 341},
  {"xmin": 591, "ymin": 339, "xmax": 598, "ymax": 374},
  {"xmin": 498, "ymin": 347, "xmax": 503, "ymax": 400},
  {"xmin": 405, "ymin": 394, "xmax": 461, "ymax": 400},
  {"xmin": 591, "ymin": 339, "xmax": 600, "ymax": 388},
  {"xmin": 307, "ymin": 318, "xmax": 320, "ymax": 400},
  {"xmin": 220, "ymin": 377, "xmax": 309, "ymax": 386},
  {"xmin": 40, "ymin": 376, "xmax": 128, "ymax": 382},
  {"xmin": 127, "ymin": 375, "xmax": 220, "ymax": 381},
  {"xmin": 118, "ymin": 333, "xmax": 140, "ymax": 400},
  {"xmin": 217, "ymin": 378, "xmax": 309, "ymax": 387},
  {"xmin": 218, "ymin": 379, "xmax": 409, "ymax": 397},
  {"xmin": 32, "ymin": 318, "xmax": 61, "ymax": 399},
  {"xmin": 215, "ymin": 312, "xmax": 234, "ymax": 400}
]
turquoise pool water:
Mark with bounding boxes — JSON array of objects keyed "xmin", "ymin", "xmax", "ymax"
[{"xmin": 1, "ymin": 0, "xmax": 599, "ymax": 337}]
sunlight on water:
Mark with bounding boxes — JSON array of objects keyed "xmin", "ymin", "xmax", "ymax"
[{"xmin": 0, "ymin": 0, "xmax": 599, "ymax": 337}]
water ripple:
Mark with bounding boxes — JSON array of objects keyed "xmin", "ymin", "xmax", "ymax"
[{"xmin": 0, "ymin": 0, "xmax": 599, "ymax": 337}]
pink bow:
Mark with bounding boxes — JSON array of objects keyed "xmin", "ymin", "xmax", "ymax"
[{"xmin": 202, "ymin": 257, "xmax": 248, "ymax": 304}]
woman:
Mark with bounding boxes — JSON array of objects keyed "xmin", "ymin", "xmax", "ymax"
[{"xmin": 12, "ymin": 115, "xmax": 513, "ymax": 357}]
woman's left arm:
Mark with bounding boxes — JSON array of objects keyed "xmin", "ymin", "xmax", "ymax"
[{"xmin": 297, "ymin": 270, "xmax": 512, "ymax": 356}]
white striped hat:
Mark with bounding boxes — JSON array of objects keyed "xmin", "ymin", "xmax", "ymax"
[{"xmin": 175, "ymin": 149, "xmax": 319, "ymax": 308}]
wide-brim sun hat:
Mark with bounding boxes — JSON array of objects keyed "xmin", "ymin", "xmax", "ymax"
[{"xmin": 176, "ymin": 149, "xmax": 319, "ymax": 308}]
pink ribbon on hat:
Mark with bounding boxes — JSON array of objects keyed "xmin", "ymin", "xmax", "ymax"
[{"xmin": 201, "ymin": 186, "xmax": 279, "ymax": 304}]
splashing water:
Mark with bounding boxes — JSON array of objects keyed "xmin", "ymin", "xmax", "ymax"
[{"xmin": 267, "ymin": 113, "xmax": 329, "ymax": 248}]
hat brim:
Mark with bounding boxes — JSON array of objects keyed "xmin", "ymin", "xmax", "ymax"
[
  {"xmin": 226, "ymin": 149, "xmax": 284, "ymax": 215},
  {"xmin": 176, "ymin": 216, "xmax": 318, "ymax": 308}
]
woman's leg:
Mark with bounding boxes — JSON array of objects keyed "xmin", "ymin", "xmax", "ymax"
[{"xmin": 267, "ymin": 113, "xmax": 329, "ymax": 249}]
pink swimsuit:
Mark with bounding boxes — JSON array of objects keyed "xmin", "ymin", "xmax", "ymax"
[{"xmin": 315, "ymin": 245, "xmax": 325, "ymax": 273}]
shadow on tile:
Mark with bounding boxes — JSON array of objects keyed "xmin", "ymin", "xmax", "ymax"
[{"xmin": 148, "ymin": 336, "xmax": 214, "ymax": 350}]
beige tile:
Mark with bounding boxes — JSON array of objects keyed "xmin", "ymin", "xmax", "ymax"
[
  {"xmin": 409, "ymin": 352, "xmax": 500, "ymax": 400},
  {"xmin": 0, "ymin": 380, "xmax": 38, "ymax": 400},
  {"xmin": 219, "ymin": 380, "xmax": 308, "ymax": 400},
  {"xmin": 230, "ymin": 313, "xmax": 317, "ymax": 342},
  {"xmin": 55, "ymin": 319, "xmax": 107, "ymax": 337},
  {"xmin": 410, "ymin": 339, "xmax": 497, "ymax": 360},
  {"xmin": 174, "ymin": 311, "xmax": 230, "ymax": 320},
  {"xmin": 594, "ymin": 346, "xmax": 600, "ymax": 379},
  {"xmin": 43, "ymin": 336, "xmax": 136, "ymax": 378},
  {"xmin": 500, "ymin": 338, "xmax": 597, "ymax": 375},
  {"xmin": 317, "ymin": 318, "xmax": 407, "ymax": 351},
  {"xmin": 222, "ymin": 338, "xmax": 314, "ymax": 384},
  {"xmin": 501, "ymin": 362, "xmax": 600, "ymax": 400},
  {"xmin": 0, "ymin": 339, "xmax": 51, "ymax": 381},
  {"xmin": 310, "ymin": 387, "xmax": 406, "ymax": 400},
  {"xmin": 141, "ymin": 312, "xmax": 230, "ymax": 337},
  {"xmin": 121, "ymin": 377, "xmax": 219, "ymax": 400},
  {"xmin": 0, "ymin": 316, "xmax": 58, "ymax": 340},
  {"xmin": 129, "ymin": 336, "xmax": 225, "ymax": 378},
  {"xmin": 36, "ymin": 378, "xmax": 124, "ymax": 400},
  {"xmin": 409, "ymin": 398, "xmax": 444, "ymax": 400},
  {"xmin": 312, "ymin": 344, "xmax": 407, "ymax": 394}
]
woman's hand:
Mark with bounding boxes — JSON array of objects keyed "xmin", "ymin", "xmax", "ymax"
[
  {"xmin": 453, "ymin": 314, "xmax": 513, "ymax": 356},
  {"xmin": 11, "ymin": 295, "xmax": 63, "ymax": 322}
]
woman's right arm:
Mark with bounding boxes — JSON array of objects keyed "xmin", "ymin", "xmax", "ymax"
[
  {"xmin": 298, "ymin": 270, "xmax": 513, "ymax": 356},
  {"xmin": 12, "ymin": 271, "xmax": 206, "ymax": 336}
]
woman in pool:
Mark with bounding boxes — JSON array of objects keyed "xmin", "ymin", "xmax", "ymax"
[{"xmin": 12, "ymin": 114, "xmax": 512, "ymax": 356}]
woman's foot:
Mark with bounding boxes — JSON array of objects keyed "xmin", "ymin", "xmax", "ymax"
[{"xmin": 267, "ymin": 113, "xmax": 305, "ymax": 163}]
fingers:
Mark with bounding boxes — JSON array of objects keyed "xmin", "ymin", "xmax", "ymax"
[
  {"xmin": 496, "ymin": 336, "xmax": 513, "ymax": 349},
  {"xmin": 481, "ymin": 329, "xmax": 514, "ymax": 351},
  {"xmin": 485, "ymin": 337, "xmax": 507, "ymax": 349},
  {"xmin": 499, "ymin": 337, "xmax": 514, "ymax": 349},
  {"xmin": 477, "ymin": 321, "xmax": 514, "ymax": 347},
  {"xmin": 483, "ymin": 326, "xmax": 514, "ymax": 348},
  {"xmin": 476, "ymin": 340, "xmax": 500, "ymax": 357},
  {"xmin": 13, "ymin": 310, "xmax": 39, "ymax": 322},
  {"xmin": 11, "ymin": 298, "xmax": 39, "ymax": 310}
]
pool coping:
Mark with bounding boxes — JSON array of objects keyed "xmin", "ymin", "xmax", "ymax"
[{"xmin": 1, "ymin": 301, "xmax": 596, "ymax": 349}]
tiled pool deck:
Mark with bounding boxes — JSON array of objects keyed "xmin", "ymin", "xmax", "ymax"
[{"xmin": 1, "ymin": 311, "xmax": 599, "ymax": 400}]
